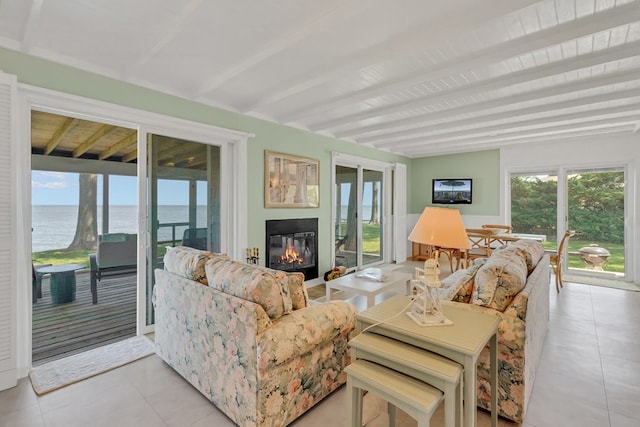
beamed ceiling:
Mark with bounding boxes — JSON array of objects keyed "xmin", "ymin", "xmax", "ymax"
[{"xmin": 2, "ymin": 0, "xmax": 640, "ymax": 158}]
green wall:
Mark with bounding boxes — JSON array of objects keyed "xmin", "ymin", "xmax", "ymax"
[
  {"xmin": 410, "ymin": 150, "xmax": 500, "ymax": 215},
  {"xmin": 1, "ymin": 47, "xmax": 411, "ymax": 276}
]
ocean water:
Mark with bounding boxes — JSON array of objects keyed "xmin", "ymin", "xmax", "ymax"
[
  {"xmin": 32, "ymin": 205, "xmax": 207, "ymax": 252},
  {"xmin": 33, "ymin": 204, "xmax": 376, "ymax": 252}
]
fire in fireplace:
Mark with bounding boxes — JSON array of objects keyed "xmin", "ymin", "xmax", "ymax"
[{"xmin": 266, "ymin": 218, "xmax": 318, "ymax": 280}]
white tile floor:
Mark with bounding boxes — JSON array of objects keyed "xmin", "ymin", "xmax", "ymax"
[{"xmin": 1, "ymin": 281, "xmax": 639, "ymax": 427}]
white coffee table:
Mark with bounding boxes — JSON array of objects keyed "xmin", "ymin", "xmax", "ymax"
[{"xmin": 325, "ymin": 268, "xmax": 412, "ymax": 308}]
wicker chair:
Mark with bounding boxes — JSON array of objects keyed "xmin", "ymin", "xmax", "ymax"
[
  {"xmin": 548, "ymin": 230, "xmax": 576, "ymax": 293},
  {"xmin": 481, "ymin": 224, "xmax": 513, "ymax": 247}
]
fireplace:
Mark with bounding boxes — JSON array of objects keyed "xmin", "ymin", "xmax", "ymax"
[{"xmin": 266, "ymin": 218, "xmax": 318, "ymax": 280}]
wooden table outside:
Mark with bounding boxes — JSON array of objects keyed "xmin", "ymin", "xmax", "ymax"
[{"xmin": 356, "ymin": 295, "xmax": 499, "ymax": 427}]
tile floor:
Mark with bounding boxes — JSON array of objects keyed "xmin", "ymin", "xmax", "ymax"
[{"xmin": 1, "ymin": 281, "xmax": 639, "ymax": 427}]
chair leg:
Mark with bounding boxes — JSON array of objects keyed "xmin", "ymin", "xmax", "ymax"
[{"xmin": 91, "ymin": 272, "xmax": 98, "ymax": 304}]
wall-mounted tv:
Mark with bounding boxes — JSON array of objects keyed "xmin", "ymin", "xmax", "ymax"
[{"xmin": 432, "ymin": 178, "xmax": 473, "ymax": 204}]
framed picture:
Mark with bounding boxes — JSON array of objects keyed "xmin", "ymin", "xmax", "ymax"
[{"xmin": 265, "ymin": 151, "xmax": 319, "ymax": 208}]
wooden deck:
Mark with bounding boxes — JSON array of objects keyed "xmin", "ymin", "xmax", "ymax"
[{"xmin": 32, "ymin": 270, "xmax": 137, "ymax": 366}]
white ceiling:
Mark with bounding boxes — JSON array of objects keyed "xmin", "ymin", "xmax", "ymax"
[{"xmin": 1, "ymin": 0, "xmax": 639, "ymax": 158}]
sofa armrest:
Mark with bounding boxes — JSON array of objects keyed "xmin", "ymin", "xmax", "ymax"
[{"xmin": 257, "ymin": 300, "xmax": 358, "ymax": 370}]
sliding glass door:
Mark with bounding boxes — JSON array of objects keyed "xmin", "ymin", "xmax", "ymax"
[
  {"xmin": 146, "ymin": 134, "xmax": 221, "ymax": 325},
  {"xmin": 510, "ymin": 166, "xmax": 628, "ymax": 282},
  {"xmin": 334, "ymin": 158, "xmax": 386, "ymax": 269}
]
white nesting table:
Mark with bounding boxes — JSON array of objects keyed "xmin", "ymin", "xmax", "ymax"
[
  {"xmin": 325, "ymin": 268, "xmax": 412, "ymax": 308},
  {"xmin": 357, "ymin": 295, "xmax": 499, "ymax": 427}
]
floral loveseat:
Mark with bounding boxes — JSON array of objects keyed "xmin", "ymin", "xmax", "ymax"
[
  {"xmin": 153, "ymin": 247, "xmax": 358, "ymax": 427},
  {"xmin": 436, "ymin": 239, "xmax": 550, "ymax": 423}
]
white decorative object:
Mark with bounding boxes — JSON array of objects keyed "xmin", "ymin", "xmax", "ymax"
[{"xmin": 407, "ymin": 259, "xmax": 452, "ymax": 326}]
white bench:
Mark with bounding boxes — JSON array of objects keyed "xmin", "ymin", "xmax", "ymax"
[
  {"xmin": 346, "ymin": 359, "xmax": 443, "ymax": 427},
  {"xmin": 349, "ymin": 333, "xmax": 463, "ymax": 427}
]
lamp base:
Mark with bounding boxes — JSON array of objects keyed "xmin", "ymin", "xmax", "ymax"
[{"xmin": 406, "ymin": 311, "xmax": 453, "ymax": 326}]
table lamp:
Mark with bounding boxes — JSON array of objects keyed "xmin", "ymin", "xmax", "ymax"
[{"xmin": 407, "ymin": 207, "xmax": 470, "ymax": 325}]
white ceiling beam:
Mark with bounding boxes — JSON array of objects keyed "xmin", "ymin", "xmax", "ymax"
[
  {"xmin": 20, "ymin": 0, "xmax": 44, "ymax": 53},
  {"xmin": 335, "ymin": 68, "xmax": 640, "ymax": 139},
  {"xmin": 368, "ymin": 95, "xmax": 640, "ymax": 148},
  {"xmin": 308, "ymin": 39, "xmax": 640, "ymax": 131},
  {"xmin": 359, "ymin": 88, "xmax": 640, "ymax": 144},
  {"xmin": 371, "ymin": 101, "xmax": 640, "ymax": 148},
  {"xmin": 276, "ymin": 1, "xmax": 640, "ymax": 124},
  {"xmin": 192, "ymin": 0, "xmax": 362, "ymax": 100},
  {"xmin": 391, "ymin": 115, "xmax": 640, "ymax": 148},
  {"xmin": 121, "ymin": 0, "xmax": 204, "ymax": 81},
  {"xmin": 241, "ymin": 0, "xmax": 543, "ymax": 113},
  {"xmin": 401, "ymin": 125, "xmax": 635, "ymax": 158}
]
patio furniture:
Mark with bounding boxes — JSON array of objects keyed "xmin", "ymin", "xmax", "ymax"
[
  {"xmin": 89, "ymin": 233, "xmax": 137, "ymax": 304},
  {"xmin": 32, "ymin": 263, "xmax": 51, "ymax": 304},
  {"xmin": 181, "ymin": 227, "xmax": 207, "ymax": 250},
  {"xmin": 38, "ymin": 263, "xmax": 86, "ymax": 304}
]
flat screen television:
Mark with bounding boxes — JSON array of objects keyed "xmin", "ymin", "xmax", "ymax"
[{"xmin": 432, "ymin": 178, "xmax": 472, "ymax": 204}]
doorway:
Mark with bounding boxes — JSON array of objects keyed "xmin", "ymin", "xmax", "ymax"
[
  {"xmin": 333, "ymin": 155, "xmax": 391, "ymax": 270},
  {"xmin": 30, "ymin": 111, "xmax": 139, "ymax": 364}
]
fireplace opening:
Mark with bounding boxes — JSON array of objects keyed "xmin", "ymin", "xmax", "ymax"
[{"xmin": 266, "ymin": 218, "xmax": 318, "ymax": 280}]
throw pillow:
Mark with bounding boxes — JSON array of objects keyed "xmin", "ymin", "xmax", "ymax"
[
  {"xmin": 472, "ymin": 248, "xmax": 528, "ymax": 311},
  {"xmin": 508, "ymin": 239, "xmax": 544, "ymax": 273},
  {"xmin": 163, "ymin": 246, "xmax": 220, "ymax": 285},
  {"xmin": 205, "ymin": 257, "xmax": 293, "ymax": 320}
]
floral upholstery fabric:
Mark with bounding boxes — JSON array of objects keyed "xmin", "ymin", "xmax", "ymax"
[
  {"xmin": 163, "ymin": 245, "xmax": 221, "ymax": 285},
  {"xmin": 472, "ymin": 247, "xmax": 528, "ymax": 311},
  {"xmin": 441, "ymin": 251, "xmax": 550, "ymax": 423},
  {"xmin": 441, "ymin": 259, "xmax": 485, "ymax": 303},
  {"xmin": 153, "ymin": 261, "xmax": 358, "ymax": 427},
  {"xmin": 287, "ymin": 272, "xmax": 309, "ymax": 310},
  {"xmin": 508, "ymin": 240, "xmax": 544, "ymax": 273},
  {"xmin": 205, "ymin": 257, "xmax": 293, "ymax": 320}
]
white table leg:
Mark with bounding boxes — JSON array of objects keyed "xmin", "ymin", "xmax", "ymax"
[
  {"xmin": 490, "ymin": 333, "xmax": 498, "ymax": 427},
  {"xmin": 463, "ymin": 355, "xmax": 475, "ymax": 427},
  {"xmin": 326, "ymin": 285, "xmax": 332, "ymax": 302},
  {"xmin": 367, "ymin": 294, "xmax": 375, "ymax": 308}
]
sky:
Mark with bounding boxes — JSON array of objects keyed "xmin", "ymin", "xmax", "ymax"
[{"xmin": 31, "ymin": 171, "xmax": 207, "ymax": 205}]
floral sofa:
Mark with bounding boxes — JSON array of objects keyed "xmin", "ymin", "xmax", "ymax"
[
  {"xmin": 436, "ymin": 239, "xmax": 550, "ymax": 423},
  {"xmin": 153, "ymin": 246, "xmax": 358, "ymax": 427}
]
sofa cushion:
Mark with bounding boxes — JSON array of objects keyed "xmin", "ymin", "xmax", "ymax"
[
  {"xmin": 472, "ymin": 248, "xmax": 528, "ymax": 311},
  {"xmin": 287, "ymin": 272, "xmax": 308, "ymax": 310},
  {"xmin": 444, "ymin": 258, "xmax": 485, "ymax": 303},
  {"xmin": 163, "ymin": 246, "xmax": 219, "ymax": 285},
  {"xmin": 205, "ymin": 257, "xmax": 293, "ymax": 320},
  {"xmin": 507, "ymin": 240, "xmax": 544, "ymax": 273}
]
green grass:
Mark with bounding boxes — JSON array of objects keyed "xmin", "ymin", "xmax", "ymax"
[
  {"xmin": 32, "ymin": 249, "xmax": 93, "ymax": 267},
  {"xmin": 544, "ymin": 239, "xmax": 624, "ymax": 273}
]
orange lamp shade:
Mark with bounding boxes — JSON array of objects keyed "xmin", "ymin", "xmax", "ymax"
[{"xmin": 408, "ymin": 207, "xmax": 470, "ymax": 250}]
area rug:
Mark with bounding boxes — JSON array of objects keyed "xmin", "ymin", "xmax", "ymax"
[{"xmin": 29, "ymin": 335, "xmax": 155, "ymax": 395}]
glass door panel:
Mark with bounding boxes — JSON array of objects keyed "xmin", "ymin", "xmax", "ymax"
[
  {"xmin": 335, "ymin": 165, "xmax": 358, "ymax": 268},
  {"xmin": 146, "ymin": 134, "xmax": 220, "ymax": 325},
  {"xmin": 566, "ymin": 168, "xmax": 625, "ymax": 277},
  {"xmin": 510, "ymin": 172, "xmax": 558, "ymax": 251},
  {"xmin": 362, "ymin": 169, "xmax": 383, "ymax": 264}
]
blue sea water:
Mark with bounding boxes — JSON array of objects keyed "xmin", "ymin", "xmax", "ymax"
[{"xmin": 32, "ymin": 205, "xmax": 207, "ymax": 252}]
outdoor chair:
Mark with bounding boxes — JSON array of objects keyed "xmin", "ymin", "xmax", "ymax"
[
  {"xmin": 182, "ymin": 228, "xmax": 208, "ymax": 250},
  {"xmin": 32, "ymin": 263, "xmax": 51, "ymax": 303},
  {"xmin": 89, "ymin": 233, "xmax": 137, "ymax": 304}
]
